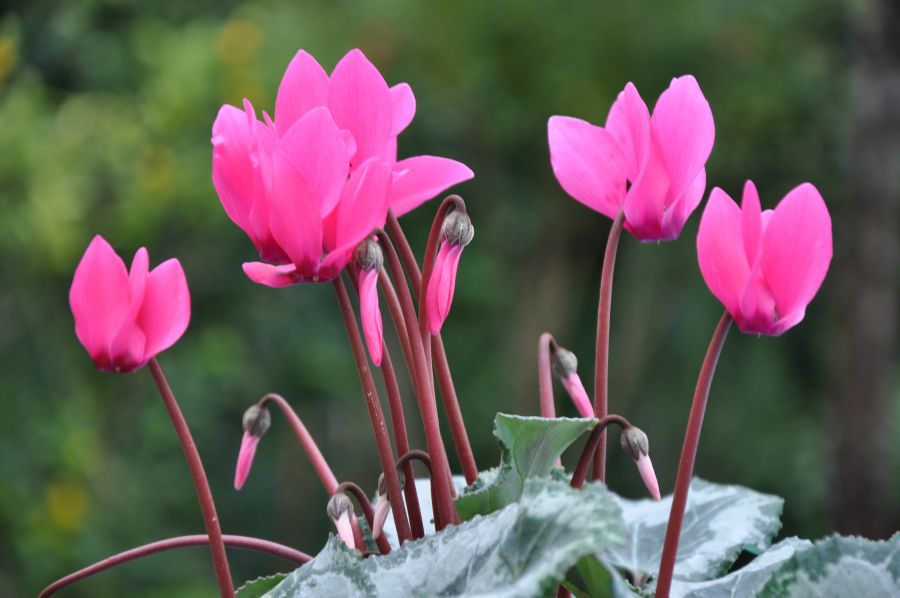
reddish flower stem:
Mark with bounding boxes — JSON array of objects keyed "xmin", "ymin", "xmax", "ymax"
[
  {"xmin": 655, "ymin": 312, "xmax": 732, "ymax": 598},
  {"xmin": 334, "ymin": 482, "xmax": 392, "ymax": 555},
  {"xmin": 332, "ymin": 276, "xmax": 413, "ymax": 544},
  {"xmin": 258, "ymin": 393, "xmax": 339, "ymax": 492},
  {"xmin": 147, "ymin": 359, "xmax": 234, "ymax": 597},
  {"xmin": 396, "ymin": 449, "xmax": 444, "ymax": 530},
  {"xmin": 570, "ymin": 415, "xmax": 631, "ymax": 489},
  {"xmin": 538, "ymin": 333, "xmax": 557, "ymax": 418},
  {"xmin": 386, "ymin": 211, "xmax": 479, "ymax": 486},
  {"xmin": 592, "ymin": 210, "xmax": 626, "ymax": 482},
  {"xmin": 377, "ymin": 231, "xmax": 459, "ymax": 528},
  {"xmin": 39, "ymin": 534, "xmax": 309, "ymax": 598}
]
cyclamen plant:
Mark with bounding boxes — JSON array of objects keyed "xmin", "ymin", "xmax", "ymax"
[{"xmin": 43, "ymin": 48, "xmax": 897, "ymax": 598}]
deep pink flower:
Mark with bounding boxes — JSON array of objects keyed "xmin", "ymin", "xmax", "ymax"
[
  {"xmin": 69, "ymin": 236, "xmax": 190, "ymax": 373},
  {"xmin": 697, "ymin": 181, "xmax": 832, "ymax": 335},
  {"xmin": 548, "ymin": 76, "xmax": 714, "ymax": 241},
  {"xmin": 211, "ymin": 49, "xmax": 474, "ymax": 287}
]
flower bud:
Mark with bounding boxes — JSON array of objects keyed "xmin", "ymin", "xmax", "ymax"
[
  {"xmin": 242, "ymin": 404, "xmax": 271, "ymax": 438},
  {"xmin": 441, "ymin": 210, "xmax": 475, "ymax": 247},
  {"xmin": 550, "ymin": 344, "xmax": 593, "ymax": 418},
  {"xmin": 620, "ymin": 426, "xmax": 650, "ymax": 460},
  {"xmin": 354, "ymin": 238, "xmax": 383, "ymax": 271},
  {"xmin": 551, "ymin": 346, "xmax": 578, "ymax": 380},
  {"xmin": 327, "ymin": 493, "xmax": 356, "ymax": 549}
]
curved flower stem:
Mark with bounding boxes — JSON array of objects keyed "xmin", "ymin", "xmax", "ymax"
[
  {"xmin": 395, "ymin": 449, "xmax": 442, "ymax": 530},
  {"xmin": 592, "ymin": 210, "xmax": 626, "ymax": 482},
  {"xmin": 147, "ymin": 359, "xmax": 234, "ymax": 597},
  {"xmin": 386, "ymin": 211, "xmax": 479, "ymax": 486},
  {"xmin": 377, "ymin": 231, "xmax": 459, "ymax": 528},
  {"xmin": 258, "ymin": 393, "xmax": 339, "ymax": 492},
  {"xmin": 655, "ymin": 312, "xmax": 732, "ymax": 598},
  {"xmin": 570, "ymin": 415, "xmax": 631, "ymax": 489},
  {"xmin": 334, "ymin": 482, "xmax": 392, "ymax": 555},
  {"xmin": 332, "ymin": 276, "xmax": 412, "ymax": 544},
  {"xmin": 39, "ymin": 534, "xmax": 309, "ymax": 598},
  {"xmin": 538, "ymin": 333, "xmax": 557, "ymax": 418}
]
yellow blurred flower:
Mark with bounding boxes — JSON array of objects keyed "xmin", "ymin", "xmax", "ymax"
[{"xmin": 45, "ymin": 481, "xmax": 88, "ymax": 534}]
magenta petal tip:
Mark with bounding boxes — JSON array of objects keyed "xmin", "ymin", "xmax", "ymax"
[{"xmin": 234, "ymin": 431, "xmax": 261, "ymax": 490}]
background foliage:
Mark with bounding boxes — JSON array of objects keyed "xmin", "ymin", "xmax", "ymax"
[{"xmin": 0, "ymin": 0, "xmax": 896, "ymax": 596}]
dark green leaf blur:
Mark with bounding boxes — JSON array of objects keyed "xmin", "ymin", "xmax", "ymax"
[{"xmin": 1, "ymin": 1, "xmax": 897, "ymax": 596}]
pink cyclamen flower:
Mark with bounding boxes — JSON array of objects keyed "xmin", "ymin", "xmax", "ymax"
[
  {"xmin": 69, "ymin": 236, "xmax": 190, "ymax": 373},
  {"xmin": 548, "ymin": 76, "xmax": 714, "ymax": 241},
  {"xmin": 697, "ymin": 181, "xmax": 832, "ymax": 336},
  {"xmin": 211, "ymin": 49, "xmax": 474, "ymax": 287},
  {"xmin": 425, "ymin": 211, "xmax": 474, "ymax": 334}
]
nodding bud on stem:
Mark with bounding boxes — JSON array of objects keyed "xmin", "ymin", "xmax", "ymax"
[
  {"xmin": 551, "ymin": 345, "xmax": 594, "ymax": 418},
  {"xmin": 372, "ymin": 472, "xmax": 404, "ymax": 540},
  {"xmin": 425, "ymin": 210, "xmax": 475, "ymax": 334},
  {"xmin": 327, "ymin": 493, "xmax": 356, "ymax": 549},
  {"xmin": 620, "ymin": 427, "xmax": 661, "ymax": 501},
  {"xmin": 355, "ymin": 239, "xmax": 385, "ymax": 366},
  {"xmin": 234, "ymin": 404, "xmax": 272, "ymax": 490}
]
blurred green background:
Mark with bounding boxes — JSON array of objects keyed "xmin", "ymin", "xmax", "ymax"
[{"xmin": 1, "ymin": 0, "xmax": 897, "ymax": 595}]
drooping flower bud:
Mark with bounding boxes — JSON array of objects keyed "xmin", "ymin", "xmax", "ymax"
[
  {"xmin": 550, "ymin": 345, "xmax": 594, "ymax": 418},
  {"xmin": 620, "ymin": 427, "xmax": 661, "ymax": 500},
  {"xmin": 327, "ymin": 493, "xmax": 356, "ymax": 549},
  {"xmin": 234, "ymin": 405, "xmax": 272, "ymax": 490},
  {"xmin": 425, "ymin": 210, "xmax": 474, "ymax": 334},
  {"xmin": 371, "ymin": 471, "xmax": 404, "ymax": 540},
  {"xmin": 355, "ymin": 239, "xmax": 385, "ymax": 366}
]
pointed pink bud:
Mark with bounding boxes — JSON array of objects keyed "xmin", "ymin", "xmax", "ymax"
[
  {"xmin": 425, "ymin": 210, "xmax": 474, "ymax": 334},
  {"xmin": 327, "ymin": 493, "xmax": 356, "ymax": 549},
  {"xmin": 635, "ymin": 454, "xmax": 661, "ymax": 501},
  {"xmin": 561, "ymin": 373, "xmax": 594, "ymax": 418},
  {"xmin": 234, "ymin": 432, "xmax": 261, "ymax": 490},
  {"xmin": 69, "ymin": 236, "xmax": 190, "ymax": 373},
  {"xmin": 335, "ymin": 511, "xmax": 355, "ymax": 549},
  {"xmin": 359, "ymin": 267, "xmax": 383, "ymax": 366},
  {"xmin": 371, "ymin": 494, "xmax": 391, "ymax": 540}
]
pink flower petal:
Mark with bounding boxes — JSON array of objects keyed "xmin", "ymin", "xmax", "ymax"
[
  {"xmin": 561, "ymin": 373, "xmax": 593, "ymax": 418},
  {"xmin": 548, "ymin": 115, "xmax": 628, "ymax": 221},
  {"xmin": 212, "ymin": 104, "xmax": 258, "ymax": 234},
  {"xmin": 389, "ymin": 82, "xmax": 416, "ymax": 137},
  {"xmin": 660, "ymin": 167, "xmax": 706, "ymax": 240},
  {"xmin": 327, "ymin": 49, "xmax": 392, "ymax": 166},
  {"xmin": 279, "ymin": 107, "xmax": 351, "ymax": 217},
  {"xmin": 242, "ymin": 262, "xmax": 301, "ymax": 288},
  {"xmin": 760, "ymin": 183, "xmax": 832, "ymax": 328},
  {"xmin": 234, "ymin": 431, "xmax": 261, "ymax": 490},
  {"xmin": 268, "ymin": 150, "xmax": 323, "ymax": 275},
  {"xmin": 623, "ymin": 138, "xmax": 669, "ymax": 241},
  {"xmin": 425, "ymin": 242, "xmax": 464, "ymax": 334},
  {"xmin": 371, "ymin": 496, "xmax": 391, "ymax": 540},
  {"xmin": 274, "ymin": 50, "xmax": 329, "ymax": 134},
  {"xmin": 69, "ymin": 236, "xmax": 132, "ymax": 367},
  {"xmin": 635, "ymin": 454, "xmax": 661, "ymax": 501},
  {"xmin": 741, "ymin": 180, "xmax": 762, "ymax": 266},
  {"xmin": 320, "ymin": 158, "xmax": 392, "ymax": 277},
  {"xmin": 697, "ymin": 188, "xmax": 750, "ymax": 318},
  {"xmin": 137, "ymin": 258, "xmax": 191, "ymax": 359},
  {"xmin": 359, "ymin": 268, "xmax": 384, "ymax": 366},
  {"xmin": 108, "ymin": 248, "xmax": 150, "ymax": 368},
  {"xmin": 335, "ymin": 511, "xmax": 356, "ymax": 549},
  {"xmin": 605, "ymin": 82, "xmax": 651, "ymax": 181},
  {"xmin": 389, "ymin": 156, "xmax": 474, "ymax": 217},
  {"xmin": 650, "ymin": 75, "xmax": 715, "ymax": 208}
]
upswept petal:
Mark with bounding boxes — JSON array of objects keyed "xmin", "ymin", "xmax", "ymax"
[
  {"xmin": 623, "ymin": 139, "xmax": 669, "ymax": 240},
  {"xmin": 268, "ymin": 150, "xmax": 323, "ymax": 275},
  {"xmin": 651, "ymin": 75, "xmax": 714, "ymax": 207},
  {"xmin": 660, "ymin": 167, "xmax": 706, "ymax": 240},
  {"xmin": 696, "ymin": 188, "xmax": 749, "ymax": 317},
  {"xmin": 108, "ymin": 248, "xmax": 150, "ymax": 366},
  {"xmin": 760, "ymin": 183, "xmax": 832, "ymax": 324},
  {"xmin": 741, "ymin": 180, "xmax": 762, "ymax": 265},
  {"xmin": 389, "ymin": 82, "xmax": 416, "ymax": 137},
  {"xmin": 389, "ymin": 156, "xmax": 474, "ymax": 217},
  {"xmin": 138, "ymin": 258, "xmax": 191, "ymax": 359},
  {"xmin": 212, "ymin": 103, "xmax": 259, "ymax": 234},
  {"xmin": 274, "ymin": 50, "xmax": 329, "ymax": 134},
  {"xmin": 320, "ymin": 158, "xmax": 392, "ymax": 277},
  {"xmin": 242, "ymin": 262, "xmax": 301, "ymax": 288},
  {"xmin": 69, "ymin": 235, "xmax": 131, "ymax": 361},
  {"xmin": 547, "ymin": 115, "xmax": 627, "ymax": 220},
  {"xmin": 279, "ymin": 107, "xmax": 351, "ymax": 217},
  {"xmin": 605, "ymin": 82, "xmax": 651, "ymax": 181},
  {"xmin": 359, "ymin": 267, "xmax": 384, "ymax": 366},
  {"xmin": 327, "ymin": 49, "xmax": 392, "ymax": 166},
  {"xmin": 425, "ymin": 242, "xmax": 464, "ymax": 334}
]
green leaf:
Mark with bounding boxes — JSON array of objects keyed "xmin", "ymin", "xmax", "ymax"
[
  {"xmin": 758, "ymin": 534, "xmax": 900, "ymax": 597},
  {"xmin": 607, "ymin": 478, "xmax": 784, "ymax": 588},
  {"xmin": 455, "ymin": 413, "xmax": 596, "ymax": 520},
  {"xmin": 264, "ymin": 478, "xmax": 625, "ymax": 598},
  {"xmin": 236, "ymin": 574, "xmax": 288, "ymax": 597},
  {"xmin": 669, "ymin": 537, "xmax": 811, "ymax": 597}
]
